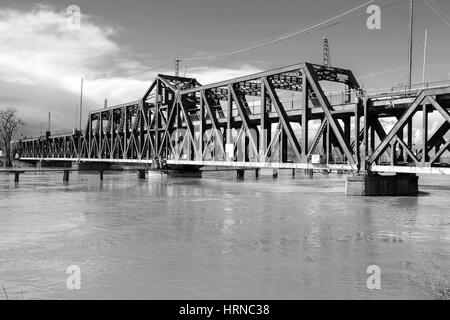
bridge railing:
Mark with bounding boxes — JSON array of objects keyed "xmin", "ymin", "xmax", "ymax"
[{"xmin": 366, "ymin": 80, "xmax": 450, "ymax": 98}]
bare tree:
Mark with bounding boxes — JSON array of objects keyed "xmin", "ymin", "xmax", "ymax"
[{"xmin": 0, "ymin": 107, "xmax": 25, "ymax": 167}]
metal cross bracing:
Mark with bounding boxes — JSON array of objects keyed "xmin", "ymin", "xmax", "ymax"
[{"xmin": 15, "ymin": 62, "xmax": 450, "ymax": 175}]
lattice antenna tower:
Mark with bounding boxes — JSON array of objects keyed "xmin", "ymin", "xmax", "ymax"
[
  {"xmin": 174, "ymin": 59, "xmax": 181, "ymax": 77},
  {"xmin": 323, "ymin": 37, "xmax": 331, "ymax": 67}
]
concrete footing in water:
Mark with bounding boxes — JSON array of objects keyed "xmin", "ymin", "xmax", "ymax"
[
  {"xmin": 272, "ymin": 169, "xmax": 279, "ymax": 178},
  {"xmin": 167, "ymin": 166, "xmax": 202, "ymax": 178},
  {"xmin": 304, "ymin": 169, "xmax": 314, "ymax": 178},
  {"xmin": 63, "ymin": 170, "xmax": 70, "ymax": 182},
  {"xmin": 37, "ymin": 160, "xmax": 71, "ymax": 168},
  {"xmin": 72, "ymin": 161, "xmax": 112, "ymax": 172},
  {"xmin": 137, "ymin": 169, "xmax": 146, "ymax": 179},
  {"xmin": 346, "ymin": 173, "xmax": 419, "ymax": 196}
]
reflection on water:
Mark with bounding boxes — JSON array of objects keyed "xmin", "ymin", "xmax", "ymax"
[{"xmin": 0, "ymin": 170, "xmax": 449, "ymax": 299}]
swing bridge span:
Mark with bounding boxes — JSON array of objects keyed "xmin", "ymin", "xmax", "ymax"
[{"xmin": 13, "ymin": 62, "xmax": 450, "ymax": 176}]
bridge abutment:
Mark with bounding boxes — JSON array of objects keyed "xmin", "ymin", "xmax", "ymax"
[{"xmin": 346, "ymin": 173, "xmax": 418, "ymax": 196}]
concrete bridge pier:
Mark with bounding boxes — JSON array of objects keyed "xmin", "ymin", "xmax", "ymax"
[
  {"xmin": 72, "ymin": 161, "xmax": 112, "ymax": 172},
  {"xmin": 63, "ymin": 170, "xmax": 70, "ymax": 182},
  {"xmin": 137, "ymin": 169, "xmax": 146, "ymax": 179},
  {"xmin": 255, "ymin": 169, "xmax": 260, "ymax": 179},
  {"xmin": 166, "ymin": 165, "xmax": 202, "ymax": 178},
  {"xmin": 304, "ymin": 169, "xmax": 314, "ymax": 178},
  {"xmin": 346, "ymin": 173, "xmax": 418, "ymax": 196},
  {"xmin": 272, "ymin": 169, "xmax": 279, "ymax": 179},
  {"xmin": 14, "ymin": 171, "xmax": 23, "ymax": 183},
  {"xmin": 37, "ymin": 160, "xmax": 71, "ymax": 168},
  {"xmin": 237, "ymin": 169, "xmax": 245, "ymax": 180}
]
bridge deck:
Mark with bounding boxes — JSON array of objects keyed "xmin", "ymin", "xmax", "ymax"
[{"xmin": 16, "ymin": 157, "xmax": 450, "ymax": 175}]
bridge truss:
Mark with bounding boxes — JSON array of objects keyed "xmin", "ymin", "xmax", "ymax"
[{"xmin": 16, "ymin": 62, "xmax": 450, "ymax": 175}]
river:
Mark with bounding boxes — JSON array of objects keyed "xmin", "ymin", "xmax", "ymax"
[{"xmin": 0, "ymin": 170, "xmax": 449, "ymax": 299}]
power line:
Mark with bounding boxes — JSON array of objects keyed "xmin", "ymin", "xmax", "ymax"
[
  {"xmin": 428, "ymin": 0, "xmax": 450, "ymax": 20},
  {"xmin": 148, "ymin": 0, "xmax": 402, "ymax": 73},
  {"xmin": 223, "ymin": 0, "xmax": 404, "ymax": 72},
  {"xmin": 422, "ymin": 0, "xmax": 450, "ymax": 27},
  {"xmin": 180, "ymin": 0, "xmax": 377, "ymax": 61}
]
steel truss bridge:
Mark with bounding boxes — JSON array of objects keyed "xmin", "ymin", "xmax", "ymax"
[{"xmin": 15, "ymin": 62, "xmax": 450, "ymax": 175}]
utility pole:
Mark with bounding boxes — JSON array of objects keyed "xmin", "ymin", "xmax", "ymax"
[
  {"xmin": 79, "ymin": 77, "xmax": 84, "ymax": 132},
  {"xmin": 174, "ymin": 59, "xmax": 181, "ymax": 77},
  {"xmin": 407, "ymin": 0, "xmax": 414, "ymax": 90}
]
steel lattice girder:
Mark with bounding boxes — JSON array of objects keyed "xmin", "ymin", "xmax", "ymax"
[
  {"xmin": 14, "ymin": 63, "xmax": 362, "ymax": 168},
  {"xmin": 15, "ymin": 62, "xmax": 450, "ymax": 174},
  {"xmin": 368, "ymin": 88, "xmax": 450, "ymax": 167}
]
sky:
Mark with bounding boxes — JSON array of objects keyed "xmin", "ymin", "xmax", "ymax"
[{"xmin": 0, "ymin": 0, "xmax": 450, "ymax": 136}]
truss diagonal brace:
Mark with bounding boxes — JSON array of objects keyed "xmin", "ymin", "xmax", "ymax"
[
  {"xmin": 178, "ymin": 97, "xmax": 200, "ymax": 160},
  {"xmin": 395, "ymin": 136, "xmax": 419, "ymax": 165},
  {"xmin": 157, "ymin": 97, "xmax": 178, "ymax": 156},
  {"xmin": 368, "ymin": 91, "xmax": 426, "ymax": 163},
  {"xmin": 262, "ymin": 77, "xmax": 302, "ymax": 162},
  {"xmin": 427, "ymin": 96, "xmax": 450, "ymax": 124},
  {"xmin": 303, "ymin": 63, "xmax": 355, "ymax": 165},
  {"xmin": 430, "ymin": 140, "xmax": 450, "ymax": 164},
  {"xmin": 201, "ymin": 91, "xmax": 226, "ymax": 156},
  {"xmin": 229, "ymin": 85, "xmax": 260, "ymax": 161}
]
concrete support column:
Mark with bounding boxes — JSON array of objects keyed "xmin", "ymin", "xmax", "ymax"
[
  {"xmin": 304, "ymin": 169, "xmax": 314, "ymax": 178},
  {"xmin": 346, "ymin": 173, "xmax": 418, "ymax": 196},
  {"xmin": 237, "ymin": 169, "xmax": 245, "ymax": 180},
  {"xmin": 272, "ymin": 169, "xmax": 278, "ymax": 179},
  {"xmin": 63, "ymin": 170, "xmax": 70, "ymax": 182},
  {"xmin": 255, "ymin": 169, "xmax": 260, "ymax": 179},
  {"xmin": 99, "ymin": 170, "xmax": 104, "ymax": 181},
  {"xmin": 137, "ymin": 169, "xmax": 146, "ymax": 179}
]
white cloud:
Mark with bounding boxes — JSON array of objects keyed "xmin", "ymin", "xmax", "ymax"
[
  {"xmin": 0, "ymin": 5, "xmax": 150, "ymax": 103},
  {"xmin": 0, "ymin": 5, "xmax": 260, "ymax": 135},
  {"xmin": 0, "ymin": 75, "xmax": 35, "ymax": 86}
]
